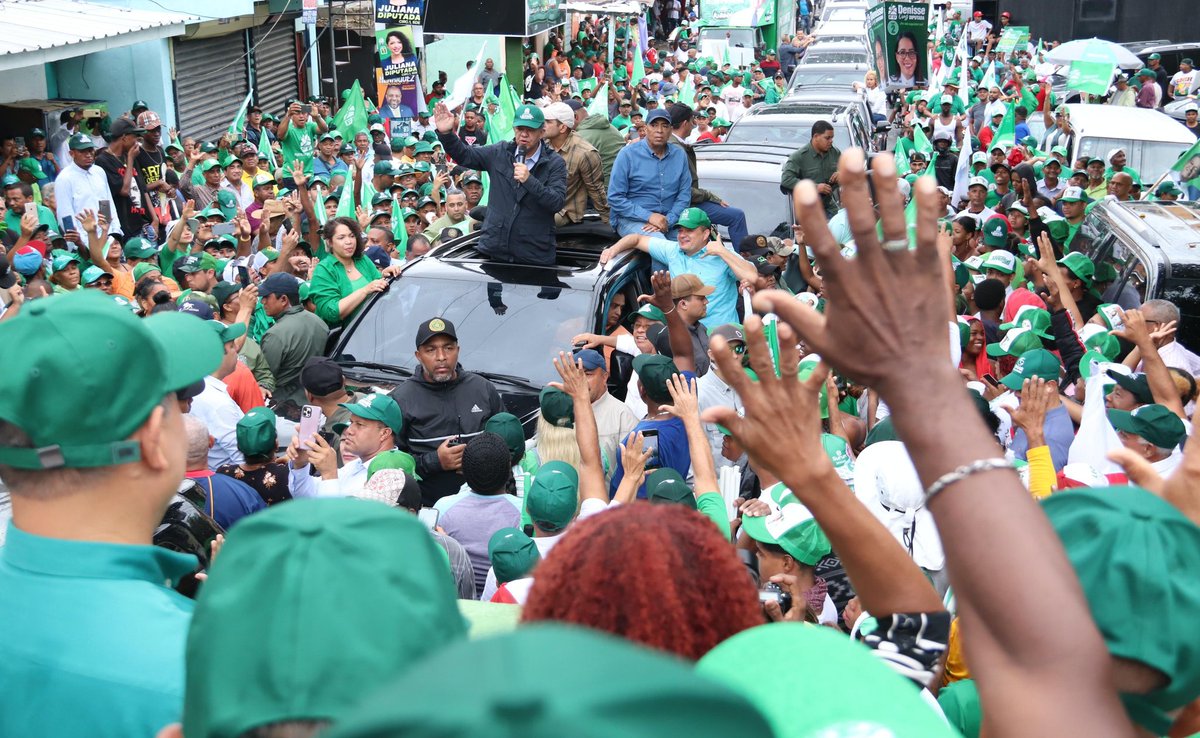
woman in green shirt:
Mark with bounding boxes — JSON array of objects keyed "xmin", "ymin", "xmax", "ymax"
[{"xmin": 309, "ymin": 216, "xmax": 401, "ymax": 326}]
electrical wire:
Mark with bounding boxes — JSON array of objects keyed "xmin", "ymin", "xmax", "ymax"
[{"xmin": 203, "ymin": 0, "xmax": 297, "ymax": 77}]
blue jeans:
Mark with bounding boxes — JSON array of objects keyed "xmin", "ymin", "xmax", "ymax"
[
  {"xmin": 697, "ymin": 200, "xmax": 749, "ymax": 249},
  {"xmin": 613, "ymin": 214, "xmax": 677, "ymax": 241}
]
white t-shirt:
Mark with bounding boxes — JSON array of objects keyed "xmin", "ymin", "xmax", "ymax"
[
  {"xmin": 721, "ymin": 84, "xmax": 745, "ymax": 109},
  {"xmin": 966, "ymin": 19, "xmax": 991, "ymax": 40}
]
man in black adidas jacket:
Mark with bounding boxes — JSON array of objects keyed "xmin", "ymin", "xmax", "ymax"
[{"xmin": 390, "ymin": 317, "xmax": 506, "ymax": 505}]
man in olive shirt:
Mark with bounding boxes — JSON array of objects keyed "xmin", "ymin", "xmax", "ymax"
[
  {"xmin": 0, "ymin": 292, "xmax": 224, "ymax": 737},
  {"xmin": 780, "ymin": 120, "xmax": 841, "ymax": 218},
  {"xmin": 259, "ymin": 273, "xmax": 330, "ymax": 409}
]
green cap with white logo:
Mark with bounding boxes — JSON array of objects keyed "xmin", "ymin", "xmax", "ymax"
[{"xmin": 513, "ymin": 104, "xmax": 546, "ymax": 129}]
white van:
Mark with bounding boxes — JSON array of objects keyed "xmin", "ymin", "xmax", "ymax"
[{"xmin": 1063, "ymin": 104, "xmax": 1196, "ymax": 183}]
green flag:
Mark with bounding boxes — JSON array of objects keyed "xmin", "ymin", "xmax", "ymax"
[
  {"xmin": 722, "ymin": 44, "xmax": 731, "ymax": 66},
  {"xmin": 992, "ymin": 103, "xmax": 1016, "ymax": 149},
  {"xmin": 228, "ymin": 91, "xmax": 253, "ymax": 137},
  {"xmin": 1066, "ymin": 60, "xmax": 1115, "ymax": 96},
  {"xmin": 490, "ymin": 81, "xmax": 520, "ymax": 143},
  {"xmin": 588, "ymin": 83, "xmax": 610, "ymax": 119},
  {"xmin": 894, "ymin": 146, "xmax": 910, "ymax": 178},
  {"xmin": 332, "ymin": 80, "xmax": 368, "ymax": 136},
  {"xmin": 479, "ymin": 171, "xmax": 490, "ymax": 206},
  {"xmin": 390, "ymin": 197, "xmax": 407, "ymax": 259},
  {"xmin": 1172, "ymin": 138, "xmax": 1200, "ymax": 189},
  {"xmin": 761, "ymin": 313, "xmax": 781, "ymax": 377},
  {"xmin": 578, "ymin": 77, "xmax": 597, "ymax": 93},
  {"xmin": 913, "ymin": 124, "xmax": 933, "ymax": 156},
  {"xmin": 631, "ymin": 28, "xmax": 646, "ymax": 87},
  {"xmin": 312, "ymin": 185, "xmax": 329, "ymax": 227},
  {"xmin": 335, "ymin": 170, "xmax": 357, "ymax": 221},
  {"xmin": 360, "ymin": 178, "xmax": 377, "ymax": 216},
  {"xmin": 257, "ymin": 134, "xmax": 277, "ymax": 174},
  {"xmin": 678, "ymin": 70, "xmax": 697, "ymax": 105}
]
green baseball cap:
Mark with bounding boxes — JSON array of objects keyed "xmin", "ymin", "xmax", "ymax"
[
  {"xmin": 632, "ymin": 353, "xmax": 679, "ymax": 404},
  {"xmin": 741, "ymin": 483, "xmax": 831, "ymax": 565},
  {"xmin": 215, "ymin": 190, "xmax": 239, "ymax": 220},
  {"xmin": 183, "ymin": 499, "xmax": 467, "ymax": 738},
  {"xmin": 699, "ymin": 623, "xmax": 961, "ymax": 738},
  {"xmin": 370, "ymin": 192, "xmax": 393, "ymax": 208},
  {"xmin": 413, "ymin": 141, "xmax": 434, "ymax": 155},
  {"xmin": 67, "ymin": 133, "xmax": 95, "ymax": 150},
  {"xmin": 999, "ymin": 348, "xmax": 1061, "ymax": 390},
  {"xmin": 176, "ymin": 253, "xmax": 218, "ymax": 274},
  {"xmin": 526, "ymin": 460, "xmax": 579, "ymax": 533},
  {"xmin": 132, "ymin": 262, "xmax": 162, "ymax": 282},
  {"xmin": 1058, "ymin": 252, "xmax": 1095, "ymax": 286},
  {"xmin": 627, "ymin": 303, "xmax": 666, "ymax": 325},
  {"xmin": 207, "ymin": 318, "xmax": 246, "ymax": 345},
  {"xmin": 513, "ymin": 103, "xmax": 546, "ymax": 128},
  {"xmin": 18, "ymin": 157, "xmax": 46, "ymax": 179},
  {"xmin": 235, "ymin": 406, "xmax": 278, "ymax": 457},
  {"xmin": 413, "ymin": 161, "xmax": 433, "ymax": 173},
  {"xmin": 1083, "ymin": 330, "xmax": 1120, "ymax": 362},
  {"xmin": 366, "ymin": 449, "xmax": 420, "ymax": 481},
  {"xmin": 981, "ymin": 216, "xmax": 1010, "ymax": 247},
  {"xmin": 1108, "ymin": 403, "xmax": 1185, "ymax": 449},
  {"xmin": 646, "ymin": 467, "xmax": 697, "ymax": 510},
  {"xmin": 1042, "ymin": 485, "xmax": 1200, "ymax": 733},
  {"xmin": 538, "ymin": 386, "xmax": 574, "ymax": 428},
  {"xmin": 389, "ymin": 136, "xmax": 407, "ymax": 151},
  {"xmin": 980, "ymin": 249, "xmax": 1017, "ymax": 275},
  {"xmin": 324, "ymin": 624, "xmax": 773, "ymax": 738},
  {"xmin": 488, "ymin": 527, "xmax": 540, "ymax": 583},
  {"xmin": 484, "ymin": 412, "xmax": 525, "ymax": 463},
  {"xmin": 81, "ymin": 265, "xmax": 108, "ymax": 285},
  {"xmin": 122, "ymin": 237, "xmax": 158, "ymax": 260},
  {"xmin": 0, "ymin": 294, "xmax": 223, "ymax": 469},
  {"xmin": 252, "ymin": 172, "xmax": 276, "ymax": 188},
  {"xmin": 50, "ymin": 249, "xmax": 82, "ymax": 273},
  {"xmin": 676, "ymin": 206, "xmax": 711, "ymax": 229},
  {"xmin": 198, "ymin": 158, "xmax": 221, "ymax": 173},
  {"xmin": 998, "ymin": 306, "xmax": 1054, "ymax": 340},
  {"xmin": 373, "ymin": 160, "xmax": 395, "ymax": 176},
  {"xmin": 334, "ymin": 392, "xmax": 403, "ymax": 436}
]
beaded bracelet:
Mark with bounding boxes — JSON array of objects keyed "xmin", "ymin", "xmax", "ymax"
[{"xmin": 925, "ymin": 458, "xmax": 1015, "ymax": 503}]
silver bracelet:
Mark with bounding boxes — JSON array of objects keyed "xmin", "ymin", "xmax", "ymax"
[{"xmin": 925, "ymin": 458, "xmax": 1014, "ymax": 503}]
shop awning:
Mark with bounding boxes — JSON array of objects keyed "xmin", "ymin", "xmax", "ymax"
[{"xmin": 0, "ymin": 0, "xmax": 199, "ymax": 72}]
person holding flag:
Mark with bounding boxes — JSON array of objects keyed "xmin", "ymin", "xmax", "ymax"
[
  {"xmin": 432, "ymin": 101, "xmax": 565, "ymax": 266},
  {"xmin": 278, "ymin": 97, "xmax": 329, "ymax": 176}
]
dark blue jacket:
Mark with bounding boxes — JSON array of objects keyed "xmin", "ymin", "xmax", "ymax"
[{"xmin": 437, "ymin": 130, "xmax": 567, "ymax": 265}]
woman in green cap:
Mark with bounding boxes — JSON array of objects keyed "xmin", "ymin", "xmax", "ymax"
[
  {"xmin": 217, "ymin": 406, "xmax": 291, "ymax": 506},
  {"xmin": 309, "ymin": 216, "xmax": 401, "ymax": 327}
]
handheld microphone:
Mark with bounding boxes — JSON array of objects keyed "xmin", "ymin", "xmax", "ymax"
[{"xmin": 514, "ymin": 146, "xmax": 527, "ymax": 165}]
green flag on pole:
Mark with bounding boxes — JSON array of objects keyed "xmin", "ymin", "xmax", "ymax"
[
  {"xmin": 1066, "ymin": 60, "xmax": 1116, "ymax": 96},
  {"xmin": 335, "ymin": 171, "xmax": 357, "ymax": 220},
  {"xmin": 588, "ymin": 83, "xmax": 610, "ymax": 119},
  {"xmin": 913, "ymin": 124, "xmax": 933, "ymax": 156},
  {"xmin": 678, "ymin": 71, "xmax": 697, "ymax": 105},
  {"xmin": 390, "ymin": 197, "xmax": 408, "ymax": 260},
  {"xmin": 992, "ymin": 103, "xmax": 1016, "ymax": 149},
  {"xmin": 228, "ymin": 91, "xmax": 253, "ymax": 137},
  {"xmin": 979, "ymin": 61, "xmax": 997, "ymax": 90},
  {"xmin": 631, "ymin": 28, "xmax": 646, "ymax": 87},
  {"xmin": 1171, "ymin": 138, "xmax": 1200, "ymax": 189},
  {"xmin": 332, "ymin": 80, "xmax": 368, "ymax": 136},
  {"xmin": 257, "ymin": 134, "xmax": 277, "ymax": 174}
]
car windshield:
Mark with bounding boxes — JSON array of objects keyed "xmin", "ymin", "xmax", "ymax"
[
  {"xmin": 700, "ymin": 28, "xmax": 755, "ymax": 48},
  {"xmin": 788, "ymin": 69, "xmax": 865, "ymax": 91},
  {"xmin": 700, "ymin": 177, "xmax": 791, "ymax": 237},
  {"xmin": 825, "ymin": 7, "xmax": 865, "ymax": 22},
  {"xmin": 802, "ymin": 50, "xmax": 869, "ymax": 65},
  {"xmin": 1076, "ymin": 135, "xmax": 1189, "ymax": 181},
  {"xmin": 725, "ymin": 119, "xmax": 853, "ymax": 150},
  {"xmin": 337, "ymin": 275, "xmax": 592, "ymax": 387}
]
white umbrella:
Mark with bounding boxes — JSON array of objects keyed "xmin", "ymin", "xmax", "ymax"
[{"xmin": 1043, "ymin": 38, "xmax": 1143, "ymax": 69}]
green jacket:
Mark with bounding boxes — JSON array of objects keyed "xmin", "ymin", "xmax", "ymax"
[
  {"xmin": 781, "ymin": 143, "xmax": 842, "ymax": 217},
  {"xmin": 260, "ymin": 305, "xmax": 329, "ymax": 407},
  {"xmin": 575, "ymin": 113, "xmax": 626, "ymax": 184},
  {"xmin": 310, "ymin": 254, "xmax": 382, "ymax": 327}
]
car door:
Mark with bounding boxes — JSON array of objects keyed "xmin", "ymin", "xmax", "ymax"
[{"xmin": 597, "ymin": 256, "xmax": 652, "ymax": 400}]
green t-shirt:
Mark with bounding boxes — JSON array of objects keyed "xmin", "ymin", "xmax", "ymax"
[
  {"xmin": 821, "ymin": 433, "xmax": 856, "ymax": 491},
  {"xmin": 4, "ymin": 203, "xmax": 58, "ymax": 235},
  {"xmin": 280, "ymin": 121, "xmax": 319, "ymax": 175}
]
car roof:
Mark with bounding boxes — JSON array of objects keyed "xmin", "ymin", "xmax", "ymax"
[
  {"xmin": 1065, "ymin": 104, "xmax": 1196, "ymax": 144},
  {"xmin": 742, "ymin": 100, "xmax": 854, "ymax": 117},
  {"xmin": 811, "ymin": 21, "xmax": 868, "ymax": 35},
  {"xmin": 695, "ymin": 142, "xmax": 796, "ymax": 164},
  {"xmin": 1138, "ymin": 42, "xmax": 1200, "ymax": 55},
  {"xmin": 1103, "ymin": 200, "xmax": 1200, "ymax": 256},
  {"xmin": 399, "ymin": 219, "xmax": 618, "ymax": 291},
  {"xmin": 784, "ymin": 85, "xmax": 865, "ymax": 102}
]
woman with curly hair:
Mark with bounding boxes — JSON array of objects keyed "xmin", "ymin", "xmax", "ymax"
[{"xmin": 521, "ymin": 503, "xmax": 763, "ymax": 661}]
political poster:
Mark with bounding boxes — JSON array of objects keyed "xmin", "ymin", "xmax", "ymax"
[
  {"xmin": 376, "ymin": 26, "xmax": 420, "ymax": 83},
  {"xmin": 866, "ymin": 2, "xmax": 929, "ymax": 91},
  {"xmin": 375, "ymin": 0, "xmax": 422, "ymax": 26},
  {"xmin": 996, "ymin": 26, "xmax": 1030, "ymax": 55},
  {"xmin": 376, "ymin": 68, "xmax": 421, "ymax": 137}
]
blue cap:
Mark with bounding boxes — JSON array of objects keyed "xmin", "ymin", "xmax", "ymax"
[
  {"xmin": 258, "ymin": 272, "xmax": 301, "ymax": 300},
  {"xmin": 365, "ymin": 245, "xmax": 391, "ymax": 271},
  {"xmin": 575, "ymin": 348, "xmax": 606, "ymax": 371},
  {"xmin": 645, "ymin": 109, "xmax": 672, "ymax": 126},
  {"xmin": 179, "ymin": 299, "xmax": 215, "ymax": 320}
]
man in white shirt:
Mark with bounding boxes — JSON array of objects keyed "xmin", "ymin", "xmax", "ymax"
[
  {"xmin": 576, "ymin": 349, "xmax": 639, "ymax": 478},
  {"xmin": 288, "ymin": 393, "xmax": 403, "ymax": 498},
  {"xmin": 697, "ymin": 324, "xmax": 746, "ymax": 469},
  {"xmin": 966, "ymin": 12, "xmax": 992, "ymax": 56},
  {"xmin": 1139, "ymin": 299, "xmax": 1200, "ymax": 377},
  {"xmin": 189, "ymin": 321, "xmax": 248, "ymax": 469},
  {"xmin": 720, "ymin": 76, "xmax": 745, "ymax": 110},
  {"xmin": 53, "ymin": 133, "xmax": 122, "ymax": 238}
]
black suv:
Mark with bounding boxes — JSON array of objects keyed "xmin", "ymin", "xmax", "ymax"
[
  {"xmin": 329, "ymin": 219, "xmax": 648, "ymax": 433},
  {"xmin": 1078, "ymin": 200, "xmax": 1200, "ymax": 351}
]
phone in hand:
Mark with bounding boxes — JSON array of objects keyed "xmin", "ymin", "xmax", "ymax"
[
  {"xmin": 14, "ymin": 136, "xmax": 25, "ymax": 149},
  {"xmin": 447, "ymin": 436, "xmax": 463, "ymax": 447},
  {"xmin": 418, "ymin": 508, "xmax": 439, "ymax": 531},
  {"xmin": 24, "ymin": 203, "xmax": 35, "ymax": 216},
  {"xmin": 298, "ymin": 405, "xmax": 324, "ymax": 450},
  {"xmin": 98, "ymin": 201, "xmax": 112, "ymax": 221},
  {"xmin": 237, "ymin": 265, "xmax": 250, "ymax": 287},
  {"xmin": 982, "ymin": 373, "xmax": 1001, "ymax": 388},
  {"xmin": 62, "ymin": 215, "xmax": 75, "ymax": 232},
  {"xmin": 641, "ymin": 428, "xmax": 660, "ymax": 469},
  {"xmin": 211, "ymin": 222, "xmax": 236, "ymax": 237}
]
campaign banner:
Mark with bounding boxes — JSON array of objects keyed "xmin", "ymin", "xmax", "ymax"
[
  {"xmin": 376, "ymin": 68, "xmax": 421, "ymax": 135},
  {"xmin": 376, "ymin": 26, "xmax": 420, "ymax": 83},
  {"xmin": 866, "ymin": 1, "xmax": 929, "ymax": 91},
  {"xmin": 697, "ymin": 0, "xmax": 774, "ymax": 27},
  {"xmin": 375, "ymin": 0, "xmax": 422, "ymax": 26},
  {"xmin": 996, "ymin": 26, "xmax": 1030, "ymax": 55}
]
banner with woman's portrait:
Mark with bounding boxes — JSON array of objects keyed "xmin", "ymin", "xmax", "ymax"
[{"xmin": 866, "ymin": 2, "xmax": 929, "ymax": 91}]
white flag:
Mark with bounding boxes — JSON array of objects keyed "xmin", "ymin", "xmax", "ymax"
[{"xmin": 443, "ymin": 43, "xmax": 487, "ymax": 112}]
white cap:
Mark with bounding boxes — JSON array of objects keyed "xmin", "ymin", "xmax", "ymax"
[
  {"xmin": 981, "ymin": 249, "xmax": 1017, "ymax": 274},
  {"xmin": 1106, "ymin": 147, "xmax": 1126, "ymax": 162},
  {"xmin": 968, "ymin": 176, "xmax": 989, "ymax": 189},
  {"xmin": 1183, "ymin": 102, "xmax": 1199, "ymax": 113},
  {"xmin": 543, "ymin": 102, "xmax": 575, "ymax": 128}
]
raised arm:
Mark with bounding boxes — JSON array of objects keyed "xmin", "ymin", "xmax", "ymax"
[
  {"xmin": 550, "ymin": 352, "xmax": 605, "ymax": 503},
  {"xmin": 1114, "ymin": 309, "xmax": 1186, "ymax": 420},
  {"xmin": 77, "ymin": 209, "xmax": 114, "ymax": 272},
  {"xmin": 757, "ymin": 150, "xmax": 1131, "ymax": 736},
  {"xmin": 704, "ymin": 233, "xmax": 757, "ymax": 285},
  {"xmin": 598, "ymin": 232, "xmax": 650, "ymax": 264},
  {"xmin": 642, "ymin": 269, "xmax": 695, "ymax": 374}
]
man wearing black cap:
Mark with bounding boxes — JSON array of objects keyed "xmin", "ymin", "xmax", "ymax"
[
  {"xmin": 301, "ymin": 356, "xmax": 357, "ymax": 454},
  {"xmin": 259, "ymin": 273, "xmax": 330, "ymax": 409},
  {"xmin": 95, "ymin": 116, "xmax": 151, "ymax": 239},
  {"xmin": 389, "ymin": 317, "xmax": 506, "ymax": 505}
]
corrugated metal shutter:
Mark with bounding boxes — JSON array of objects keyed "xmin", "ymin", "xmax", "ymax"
[
  {"xmin": 252, "ymin": 19, "xmax": 299, "ymax": 117},
  {"xmin": 174, "ymin": 33, "xmax": 249, "ymax": 143}
]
